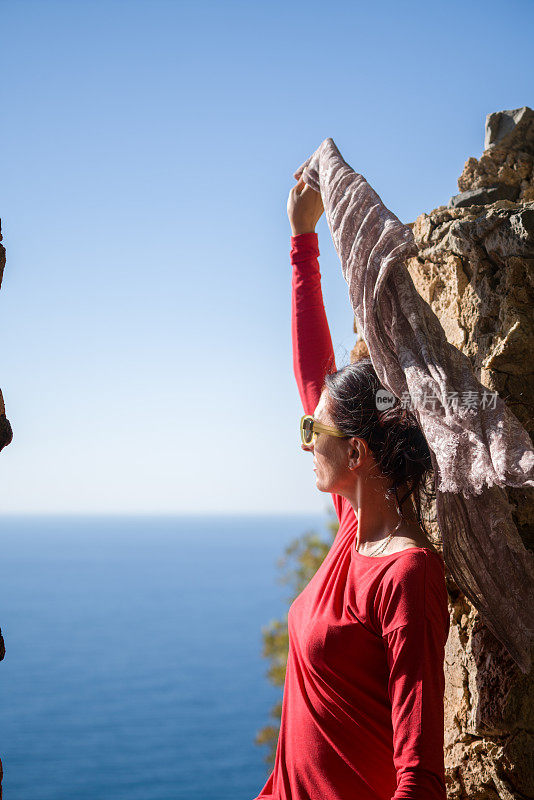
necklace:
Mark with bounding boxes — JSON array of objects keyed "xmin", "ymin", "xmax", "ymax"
[{"xmin": 356, "ymin": 519, "xmax": 403, "ymax": 557}]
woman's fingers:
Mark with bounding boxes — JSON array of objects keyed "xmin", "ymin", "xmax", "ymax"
[
  {"xmin": 287, "ymin": 177, "xmax": 324, "ymax": 235},
  {"xmin": 295, "ymin": 180, "xmax": 321, "ymax": 204}
]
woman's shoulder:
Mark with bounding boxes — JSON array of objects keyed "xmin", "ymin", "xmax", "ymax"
[
  {"xmin": 383, "ymin": 545, "xmax": 445, "ymax": 582},
  {"xmin": 375, "ymin": 547, "xmax": 447, "ymax": 631},
  {"xmin": 386, "ymin": 524, "xmax": 440, "ymax": 555},
  {"xmin": 383, "ymin": 529, "xmax": 444, "ymax": 571}
]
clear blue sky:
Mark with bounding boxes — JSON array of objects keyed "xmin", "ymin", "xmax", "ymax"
[{"xmin": 1, "ymin": 0, "xmax": 532, "ymax": 514}]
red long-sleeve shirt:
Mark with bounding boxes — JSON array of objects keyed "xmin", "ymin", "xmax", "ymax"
[{"xmin": 253, "ymin": 232, "xmax": 450, "ymax": 800}]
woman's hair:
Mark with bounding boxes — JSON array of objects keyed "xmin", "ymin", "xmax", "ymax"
[{"xmin": 324, "ymin": 358, "xmax": 435, "ymax": 538}]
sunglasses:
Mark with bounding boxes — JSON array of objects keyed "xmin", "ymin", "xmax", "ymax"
[{"xmin": 300, "ymin": 414, "xmax": 347, "ymax": 446}]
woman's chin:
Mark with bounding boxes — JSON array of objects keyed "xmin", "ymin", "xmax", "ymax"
[{"xmin": 314, "ymin": 474, "xmax": 330, "ymax": 493}]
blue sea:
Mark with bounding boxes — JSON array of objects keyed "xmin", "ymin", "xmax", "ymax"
[{"xmin": 0, "ymin": 514, "xmax": 326, "ymax": 800}]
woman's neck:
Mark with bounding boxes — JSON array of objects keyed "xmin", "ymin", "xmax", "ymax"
[{"xmin": 346, "ymin": 476, "xmax": 420, "ymax": 551}]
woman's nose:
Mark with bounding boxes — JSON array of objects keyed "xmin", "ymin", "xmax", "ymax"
[{"xmin": 301, "ymin": 442, "xmax": 313, "ymax": 453}]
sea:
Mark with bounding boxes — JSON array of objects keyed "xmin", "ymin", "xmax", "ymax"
[{"xmin": 0, "ymin": 514, "xmax": 326, "ymax": 800}]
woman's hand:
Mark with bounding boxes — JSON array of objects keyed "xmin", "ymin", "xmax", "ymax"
[{"xmin": 287, "ymin": 178, "xmax": 324, "ymax": 236}]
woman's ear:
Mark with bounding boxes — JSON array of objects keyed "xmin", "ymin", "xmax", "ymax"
[{"xmin": 348, "ymin": 436, "xmax": 368, "ymax": 468}]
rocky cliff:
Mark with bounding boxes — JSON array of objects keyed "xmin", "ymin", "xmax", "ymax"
[
  {"xmin": 0, "ymin": 220, "xmax": 12, "ymax": 454},
  {"xmin": 353, "ymin": 107, "xmax": 534, "ymax": 798}
]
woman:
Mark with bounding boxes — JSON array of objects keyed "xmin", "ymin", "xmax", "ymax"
[{"xmin": 252, "ymin": 179, "xmax": 450, "ymax": 800}]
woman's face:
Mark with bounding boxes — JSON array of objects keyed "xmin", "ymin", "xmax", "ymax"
[{"xmin": 301, "ymin": 388, "xmax": 356, "ymax": 494}]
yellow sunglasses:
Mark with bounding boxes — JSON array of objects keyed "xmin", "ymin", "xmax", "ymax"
[{"xmin": 300, "ymin": 414, "xmax": 346, "ymax": 446}]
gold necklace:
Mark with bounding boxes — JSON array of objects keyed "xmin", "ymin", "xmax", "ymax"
[{"xmin": 357, "ymin": 519, "xmax": 403, "ymax": 557}]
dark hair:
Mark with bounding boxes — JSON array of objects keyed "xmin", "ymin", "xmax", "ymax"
[{"xmin": 324, "ymin": 358, "xmax": 435, "ymax": 537}]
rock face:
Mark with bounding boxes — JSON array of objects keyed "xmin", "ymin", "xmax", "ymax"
[
  {"xmin": 451, "ymin": 107, "xmax": 534, "ymax": 208},
  {"xmin": 0, "ymin": 221, "xmax": 12, "ymax": 457},
  {"xmin": 351, "ymin": 107, "xmax": 534, "ymax": 798},
  {"xmin": 409, "ymin": 109, "xmax": 534, "ymax": 799},
  {"xmin": 0, "ymin": 220, "xmax": 5, "ymax": 289}
]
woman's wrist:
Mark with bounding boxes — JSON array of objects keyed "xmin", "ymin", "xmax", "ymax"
[
  {"xmin": 291, "ymin": 228, "xmax": 317, "ymax": 237},
  {"xmin": 290, "ymin": 231, "xmax": 320, "ymax": 261}
]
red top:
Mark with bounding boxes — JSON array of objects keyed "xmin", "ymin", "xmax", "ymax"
[{"xmin": 253, "ymin": 232, "xmax": 450, "ymax": 800}]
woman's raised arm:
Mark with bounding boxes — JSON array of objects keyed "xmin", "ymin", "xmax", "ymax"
[
  {"xmin": 287, "ymin": 180, "xmax": 335, "ymax": 416},
  {"xmin": 288, "ymin": 182, "xmax": 351, "ymax": 523}
]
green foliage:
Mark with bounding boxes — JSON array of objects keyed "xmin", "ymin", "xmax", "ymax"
[{"xmin": 254, "ymin": 509, "xmax": 339, "ymax": 768}]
